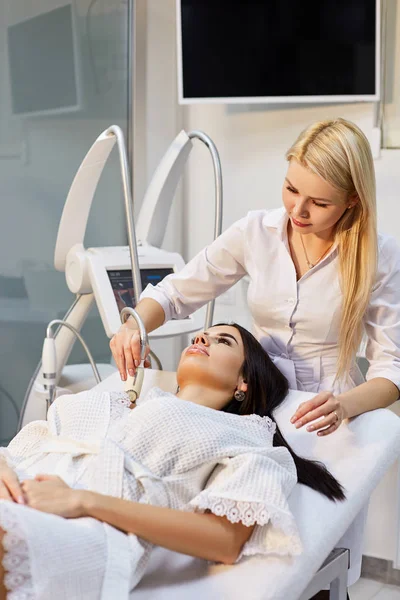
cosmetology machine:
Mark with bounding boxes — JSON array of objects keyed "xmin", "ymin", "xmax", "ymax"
[{"xmin": 19, "ymin": 125, "xmax": 222, "ymax": 428}]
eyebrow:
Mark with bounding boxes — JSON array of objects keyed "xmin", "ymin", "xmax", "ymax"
[
  {"xmin": 204, "ymin": 331, "xmax": 239, "ymax": 345},
  {"xmin": 285, "ymin": 178, "xmax": 333, "ymax": 204}
]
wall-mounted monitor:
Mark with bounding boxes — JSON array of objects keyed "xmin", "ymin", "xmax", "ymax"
[
  {"xmin": 177, "ymin": 0, "xmax": 380, "ymax": 105},
  {"xmin": 7, "ymin": 3, "xmax": 82, "ymax": 117}
]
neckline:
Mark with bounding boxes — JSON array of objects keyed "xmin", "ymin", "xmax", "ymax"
[
  {"xmin": 283, "ymin": 214, "xmax": 338, "ymax": 280},
  {"xmin": 145, "ymin": 387, "xmax": 276, "ymax": 430}
]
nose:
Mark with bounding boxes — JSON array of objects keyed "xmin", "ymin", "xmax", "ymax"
[
  {"xmin": 293, "ymin": 198, "xmax": 309, "ymax": 218},
  {"xmin": 194, "ymin": 333, "xmax": 209, "ymax": 346}
]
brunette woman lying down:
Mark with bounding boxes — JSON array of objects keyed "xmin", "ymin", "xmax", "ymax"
[{"xmin": 0, "ymin": 323, "xmax": 344, "ymax": 600}]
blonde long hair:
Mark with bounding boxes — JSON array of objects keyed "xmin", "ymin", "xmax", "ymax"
[{"xmin": 285, "ymin": 118, "xmax": 378, "ymax": 381}]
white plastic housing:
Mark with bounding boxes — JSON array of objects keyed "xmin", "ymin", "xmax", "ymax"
[
  {"xmin": 41, "ymin": 337, "xmax": 57, "ymax": 387},
  {"xmin": 136, "ymin": 130, "xmax": 193, "ymax": 247},
  {"xmin": 54, "ymin": 130, "xmax": 116, "ymax": 272},
  {"xmin": 65, "ymin": 243, "xmax": 92, "ymax": 294},
  {"xmin": 86, "ymin": 244, "xmax": 203, "ymax": 338}
]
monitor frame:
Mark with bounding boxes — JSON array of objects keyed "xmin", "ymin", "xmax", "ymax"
[
  {"xmin": 176, "ymin": 0, "xmax": 381, "ymax": 105},
  {"xmin": 7, "ymin": 3, "xmax": 83, "ymax": 118}
]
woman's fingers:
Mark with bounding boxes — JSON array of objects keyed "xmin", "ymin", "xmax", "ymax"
[
  {"xmin": 291, "ymin": 392, "xmax": 334, "ymax": 426},
  {"xmin": 290, "ymin": 391, "xmax": 344, "ymax": 436},
  {"xmin": 0, "ymin": 480, "xmax": 12, "ymax": 501},
  {"xmin": 110, "ymin": 329, "xmax": 140, "ymax": 380},
  {"xmin": 317, "ymin": 421, "xmax": 340, "ymax": 436},
  {"xmin": 305, "ymin": 412, "xmax": 339, "ymax": 433},
  {"xmin": 295, "ymin": 400, "xmax": 339, "ymax": 428},
  {"xmin": 5, "ymin": 475, "xmax": 24, "ymax": 504},
  {"xmin": 110, "ymin": 328, "xmax": 152, "ymax": 380},
  {"xmin": 0, "ymin": 473, "xmax": 24, "ymax": 504},
  {"xmin": 123, "ymin": 338, "xmax": 137, "ymax": 377}
]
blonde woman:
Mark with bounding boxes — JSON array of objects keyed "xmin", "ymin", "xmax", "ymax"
[{"xmin": 111, "ymin": 118, "xmax": 400, "ymax": 596}]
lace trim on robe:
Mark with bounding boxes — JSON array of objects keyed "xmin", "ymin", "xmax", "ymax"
[{"xmin": 0, "ymin": 503, "xmax": 34, "ymax": 600}]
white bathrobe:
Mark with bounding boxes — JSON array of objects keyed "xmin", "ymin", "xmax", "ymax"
[{"xmin": 0, "ymin": 387, "xmax": 300, "ymax": 600}]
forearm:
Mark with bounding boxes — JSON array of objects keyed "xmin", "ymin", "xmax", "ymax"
[
  {"xmin": 79, "ymin": 491, "xmax": 238, "ymax": 564},
  {"xmin": 124, "ymin": 298, "xmax": 165, "ymax": 333},
  {"xmin": 338, "ymin": 377, "xmax": 399, "ymax": 419}
]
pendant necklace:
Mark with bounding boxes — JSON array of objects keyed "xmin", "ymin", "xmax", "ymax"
[{"xmin": 300, "ymin": 234, "xmax": 334, "ymax": 269}]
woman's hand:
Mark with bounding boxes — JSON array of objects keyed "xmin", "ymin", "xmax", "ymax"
[
  {"xmin": 0, "ymin": 458, "xmax": 24, "ymax": 504},
  {"xmin": 22, "ymin": 475, "xmax": 85, "ymax": 518},
  {"xmin": 110, "ymin": 324, "xmax": 151, "ymax": 381},
  {"xmin": 290, "ymin": 391, "xmax": 347, "ymax": 436}
]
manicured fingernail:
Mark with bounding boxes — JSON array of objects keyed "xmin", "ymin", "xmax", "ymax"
[
  {"xmin": 318, "ymin": 431, "xmax": 323, "ymax": 436},
  {"xmin": 128, "ymin": 369, "xmax": 134, "ymax": 376},
  {"xmin": 17, "ymin": 496, "xmax": 25, "ymax": 505},
  {"xmin": 290, "ymin": 417, "xmax": 296, "ymax": 423},
  {"xmin": 134, "ymin": 360, "xmax": 139, "ymax": 368},
  {"xmin": 307, "ymin": 425, "xmax": 314, "ymax": 432},
  {"xmin": 295, "ymin": 421, "xmax": 302, "ymax": 428},
  {"xmin": 120, "ymin": 372, "xmax": 126, "ymax": 381}
]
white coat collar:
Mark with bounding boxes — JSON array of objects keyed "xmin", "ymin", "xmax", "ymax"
[{"xmin": 262, "ymin": 207, "xmax": 289, "ymax": 240}]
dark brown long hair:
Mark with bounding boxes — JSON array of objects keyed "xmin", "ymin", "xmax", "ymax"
[{"xmin": 219, "ymin": 323, "xmax": 345, "ymax": 502}]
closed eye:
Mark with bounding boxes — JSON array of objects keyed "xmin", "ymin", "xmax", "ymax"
[
  {"xmin": 286, "ymin": 186, "xmax": 328, "ymax": 208},
  {"xmin": 217, "ymin": 337, "xmax": 231, "ymax": 345}
]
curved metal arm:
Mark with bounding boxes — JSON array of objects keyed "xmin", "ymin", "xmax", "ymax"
[
  {"xmin": 120, "ymin": 307, "xmax": 148, "ymax": 366},
  {"xmin": 106, "ymin": 126, "xmax": 143, "ymax": 303},
  {"xmin": 134, "ymin": 129, "xmax": 223, "ymax": 331},
  {"xmin": 120, "ymin": 307, "xmax": 149, "ymax": 403},
  {"xmin": 46, "ymin": 320, "xmax": 102, "ymax": 384},
  {"xmin": 188, "ymin": 131, "xmax": 223, "ymax": 329}
]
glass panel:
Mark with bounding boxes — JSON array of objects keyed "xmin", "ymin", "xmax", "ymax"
[{"xmin": 0, "ymin": 0, "xmax": 130, "ymax": 443}]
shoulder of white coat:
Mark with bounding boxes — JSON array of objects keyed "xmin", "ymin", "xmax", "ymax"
[
  {"xmin": 377, "ymin": 232, "xmax": 400, "ymax": 273},
  {"xmin": 378, "ymin": 232, "xmax": 400, "ymax": 261},
  {"xmin": 371, "ymin": 233, "xmax": 400, "ymax": 293}
]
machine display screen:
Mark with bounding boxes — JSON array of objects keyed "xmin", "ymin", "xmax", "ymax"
[{"xmin": 107, "ymin": 268, "xmax": 174, "ymax": 312}]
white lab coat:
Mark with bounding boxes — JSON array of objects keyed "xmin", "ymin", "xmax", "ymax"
[{"xmin": 141, "ymin": 206, "xmax": 400, "ymax": 583}]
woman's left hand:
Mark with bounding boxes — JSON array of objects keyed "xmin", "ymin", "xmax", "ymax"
[
  {"xmin": 21, "ymin": 475, "xmax": 84, "ymax": 518},
  {"xmin": 290, "ymin": 391, "xmax": 347, "ymax": 436}
]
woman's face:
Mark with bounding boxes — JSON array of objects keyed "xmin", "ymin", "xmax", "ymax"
[
  {"xmin": 282, "ymin": 160, "xmax": 352, "ymax": 237},
  {"xmin": 177, "ymin": 325, "xmax": 246, "ymax": 395}
]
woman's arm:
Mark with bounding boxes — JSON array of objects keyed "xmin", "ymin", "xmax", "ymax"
[
  {"xmin": 21, "ymin": 476, "xmax": 254, "ymax": 565},
  {"xmin": 123, "ymin": 297, "xmax": 166, "ymax": 334},
  {"xmin": 291, "ymin": 377, "xmax": 399, "ymax": 436},
  {"xmin": 80, "ymin": 492, "xmax": 254, "ymax": 565},
  {"xmin": 111, "ymin": 216, "xmax": 249, "ymax": 377},
  {"xmin": 338, "ymin": 376, "xmax": 399, "ymax": 418}
]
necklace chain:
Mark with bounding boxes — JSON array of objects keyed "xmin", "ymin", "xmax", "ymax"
[{"xmin": 299, "ymin": 234, "xmax": 334, "ymax": 269}]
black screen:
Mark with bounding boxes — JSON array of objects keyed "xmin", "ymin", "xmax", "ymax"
[
  {"xmin": 107, "ymin": 268, "xmax": 174, "ymax": 311},
  {"xmin": 180, "ymin": 0, "xmax": 376, "ymax": 99}
]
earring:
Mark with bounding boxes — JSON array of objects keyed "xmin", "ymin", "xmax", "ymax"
[{"xmin": 234, "ymin": 390, "xmax": 246, "ymax": 402}]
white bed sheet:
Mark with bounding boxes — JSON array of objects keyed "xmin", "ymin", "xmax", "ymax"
[{"xmin": 93, "ymin": 372, "xmax": 400, "ymax": 600}]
